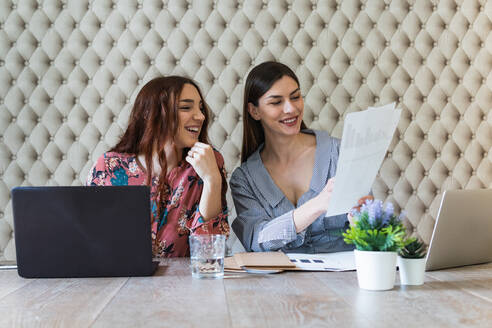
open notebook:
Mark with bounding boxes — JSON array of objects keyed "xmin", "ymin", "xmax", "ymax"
[{"xmin": 225, "ymin": 251, "xmax": 356, "ymax": 273}]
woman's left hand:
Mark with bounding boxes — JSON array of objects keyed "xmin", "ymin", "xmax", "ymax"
[{"xmin": 186, "ymin": 142, "xmax": 221, "ymax": 185}]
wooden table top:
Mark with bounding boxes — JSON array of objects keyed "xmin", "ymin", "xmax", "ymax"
[{"xmin": 0, "ymin": 258, "xmax": 491, "ymax": 327}]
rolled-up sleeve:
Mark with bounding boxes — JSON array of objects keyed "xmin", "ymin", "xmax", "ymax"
[{"xmin": 230, "ymin": 168, "xmax": 305, "ymax": 252}]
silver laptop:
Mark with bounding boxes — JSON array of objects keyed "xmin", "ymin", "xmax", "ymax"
[{"xmin": 425, "ymin": 189, "xmax": 492, "ymax": 271}]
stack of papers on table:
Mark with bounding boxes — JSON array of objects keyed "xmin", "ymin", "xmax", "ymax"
[
  {"xmin": 224, "ymin": 251, "xmax": 356, "ymax": 273},
  {"xmin": 286, "ymin": 252, "xmax": 356, "ymax": 271}
]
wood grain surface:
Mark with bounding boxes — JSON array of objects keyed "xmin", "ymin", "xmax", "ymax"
[{"xmin": 0, "ymin": 259, "xmax": 490, "ymax": 327}]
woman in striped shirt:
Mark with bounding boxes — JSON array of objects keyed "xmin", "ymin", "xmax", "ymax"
[{"xmin": 231, "ymin": 62, "xmax": 353, "ymax": 254}]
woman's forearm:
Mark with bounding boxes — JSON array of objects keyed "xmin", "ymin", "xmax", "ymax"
[
  {"xmin": 292, "ymin": 196, "xmax": 326, "ymax": 233},
  {"xmin": 198, "ymin": 176, "xmax": 223, "ymax": 221}
]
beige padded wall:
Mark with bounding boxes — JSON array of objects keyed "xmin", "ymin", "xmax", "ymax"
[{"xmin": 0, "ymin": 0, "xmax": 491, "ymax": 260}]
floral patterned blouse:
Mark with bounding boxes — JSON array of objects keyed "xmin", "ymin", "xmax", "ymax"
[{"xmin": 87, "ymin": 151, "xmax": 230, "ymax": 257}]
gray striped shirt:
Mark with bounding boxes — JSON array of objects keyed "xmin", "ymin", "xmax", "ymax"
[{"xmin": 230, "ymin": 129, "xmax": 354, "ymax": 253}]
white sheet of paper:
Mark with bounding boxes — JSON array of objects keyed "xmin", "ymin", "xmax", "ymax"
[
  {"xmin": 287, "ymin": 251, "xmax": 356, "ymax": 271},
  {"xmin": 325, "ymin": 103, "xmax": 402, "ymax": 217}
]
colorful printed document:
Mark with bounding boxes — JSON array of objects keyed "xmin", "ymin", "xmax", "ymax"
[{"xmin": 325, "ymin": 103, "xmax": 402, "ymax": 217}]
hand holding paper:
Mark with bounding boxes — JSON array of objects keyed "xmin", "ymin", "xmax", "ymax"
[{"xmin": 325, "ymin": 103, "xmax": 402, "ymax": 217}]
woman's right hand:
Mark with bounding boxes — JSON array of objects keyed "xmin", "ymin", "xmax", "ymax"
[
  {"xmin": 317, "ymin": 177, "xmax": 335, "ymax": 207},
  {"xmin": 293, "ymin": 177, "xmax": 335, "ymax": 233}
]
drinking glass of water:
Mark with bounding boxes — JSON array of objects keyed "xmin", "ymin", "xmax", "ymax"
[{"xmin": 189, "ymin": 234, "xmax": 226, "ymax": 279}]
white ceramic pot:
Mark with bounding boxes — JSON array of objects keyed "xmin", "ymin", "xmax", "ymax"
[
  {"xmin": 397, "ymin": 256, "xmax": 426, "ymax": 285},
  {"xmin": 354, "ymin": 250, "xmax": 397, "ymax": 291}
]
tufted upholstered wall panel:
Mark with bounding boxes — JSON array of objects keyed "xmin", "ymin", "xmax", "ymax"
[{"xmin": 0, "ymin": 0, "xmax": 491, "ymax": 260}]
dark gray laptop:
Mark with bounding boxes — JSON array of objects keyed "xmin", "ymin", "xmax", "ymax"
[
  {"xmin": 12, "ymin": 186, "xmax": 157, "ymax": 278},
  {"xmin": 425, "ymin": 189, "xmax": 492, "ymax": 271}
]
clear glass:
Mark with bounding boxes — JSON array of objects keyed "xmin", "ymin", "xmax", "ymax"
[{"xmin": 189, "ymin": 234, "xmax": 226, "ymax": 279}]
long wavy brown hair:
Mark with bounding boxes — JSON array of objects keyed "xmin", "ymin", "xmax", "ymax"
[
  {"xmin": 111, "ymin": 76, "xmax": 210, "ymax": 216},
  {"xmin": 241, "ymin": 61, "xmax": 307, "ymax": 162}
]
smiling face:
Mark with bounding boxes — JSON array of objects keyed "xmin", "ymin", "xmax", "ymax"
[
  {"xmin": 248, "ymin": 75, "xmax": 304, "ymax": 138},
  {"xmin": 174, "ymin": 83, "xmax": 206, "ymax": 149}
]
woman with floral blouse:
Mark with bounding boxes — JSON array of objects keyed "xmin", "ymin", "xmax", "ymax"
[{"xmin": 87, "ymin": 76, "xmax": 229, "ymax": 257}]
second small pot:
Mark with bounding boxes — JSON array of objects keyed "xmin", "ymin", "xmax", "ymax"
[{"xmin": 397, "ymin": 256, "xmax": 426, "ymax": 285}]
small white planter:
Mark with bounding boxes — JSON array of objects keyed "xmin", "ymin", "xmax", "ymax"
[
  {"xmin": 354, "ymin": 250, "xmax": 397, "ymax": 291},
  {"xmin": 397, "ymin": 256, "xmax": 426, "ymax": 285}
]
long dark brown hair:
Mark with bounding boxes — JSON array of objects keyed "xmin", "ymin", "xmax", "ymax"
[
  {"xmin": 241, "ymin": 61, "xmax": 307, "ymax": 163},
  {"xmin": 111, "ymin": 76, "xmax": 210, "ymax": 215}
]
